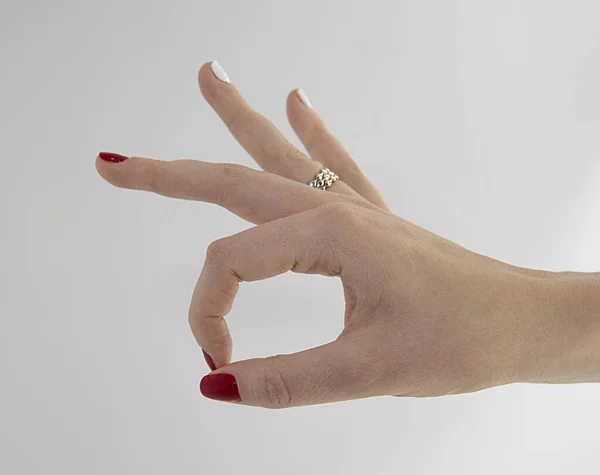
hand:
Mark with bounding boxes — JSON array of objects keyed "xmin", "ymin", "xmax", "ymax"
[{"xmin": 96, "ymin": 61, "xmax": 600, "ymax": 408}]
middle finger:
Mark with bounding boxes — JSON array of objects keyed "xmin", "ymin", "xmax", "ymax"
[{"xmin": 198, "ymin": 61, "xmax": 361, "ymax": 199}]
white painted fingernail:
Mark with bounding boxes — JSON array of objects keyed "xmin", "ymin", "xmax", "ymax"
[
  {"xmin": 210, "ymin": 60, "xmax": 230, "ymax": 83},
  {"xmin": 297, "ymin": 88, "xmax": 312, "ymax": 109}
]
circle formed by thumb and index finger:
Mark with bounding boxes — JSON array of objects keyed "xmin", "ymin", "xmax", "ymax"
[{"xmin": 188, "ymin": 202, "xmax": 356, "ymax": 369}]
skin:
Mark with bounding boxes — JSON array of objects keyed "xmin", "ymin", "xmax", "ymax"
[{"xmin": 96, "ymin": 62, "xmax": 600, "ymax": 409}]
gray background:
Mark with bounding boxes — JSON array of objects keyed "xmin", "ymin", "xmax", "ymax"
[{"xmin": 1, "ymin": 0, "xmax": 600, "ymax": 473}]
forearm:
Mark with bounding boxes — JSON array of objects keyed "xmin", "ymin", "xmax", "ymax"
[{"xmin": 522, "ymin": 271, "xmax": 600, "ymax": 384}]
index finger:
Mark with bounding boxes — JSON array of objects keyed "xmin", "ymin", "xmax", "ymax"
[{"xmin": 189, "ymin": 202, "xmax": 349, "ymax": 368}]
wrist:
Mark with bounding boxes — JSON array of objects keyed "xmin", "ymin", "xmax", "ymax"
[{"xmin": 519, "ymin": 271, "xmax": 600, "ymax": 385}]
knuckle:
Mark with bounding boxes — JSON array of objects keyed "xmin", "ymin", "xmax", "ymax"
[
  {"xmin": 212, "ymin": 163, "xmax": 249, "ymax": 206},
  {"xmin": 149, "ymin": 160, "xmax": 169, "ymax": 194},
  {"xmin": 261, "ymin": 138, "xmax": 306, "ymax": 176},
  {"xmin": 205, "ymin": 237, "xmax": 231, "ymax": 263},
  {"xmin": 316, "ymin": 201, "xmax": 363, "ymax": 228},
  {"xmin": 223, "ymin": 110, "xmax": 249, "ymax": 131},
  {"xmin": 217, "ymin": 162, "xmax": 247, "ymax": 181},
  {"xmin": 281, "ymin": 141, "xmax": 307, "ymax": 170},
  {"xmin": 258, "ymin": 359, "xmax": 292, "ymax": 409},
  {"xmin": 304, "ymin": 121, "xmax": 327, "ymax": 148}
]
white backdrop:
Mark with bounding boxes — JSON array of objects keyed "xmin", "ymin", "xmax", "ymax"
[{"xmin": 1, "ymin": 0, "xmax": 600, "ymax": 473}]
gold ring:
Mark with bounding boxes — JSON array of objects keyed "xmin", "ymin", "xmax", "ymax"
[{"xmin": 308, "ymin": 167, "xmax": 339, "ymax": 191}]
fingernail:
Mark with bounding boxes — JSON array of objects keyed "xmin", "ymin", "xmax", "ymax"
[
  {"xmin": 200, "ymin": 373, "xmax": 241, "ymax": 402},
  {"xmin": 210, "ymin": 60, "xmax": 231, "ymax": 84},
  {"xmin": 99, "ymin": 152, "xmax": 129, "ymax": 163},
  {"xmin": 202, "ymin": 349, "xmax": 217, "ymax": 371},
  {"xmin": 296, "ymin": 88, "xmax": 312, "ymax": 109}
]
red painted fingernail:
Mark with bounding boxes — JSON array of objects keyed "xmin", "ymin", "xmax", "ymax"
[
  {"xmin": 200, "ymin": 373, "xmax": 241, "ymax": 402},
  {"xmin": 99, "ymin": 152, "xmax": 129, "ymax": 163},
  {"xmin": 202, "ymin": 349, "xmax": 217, "ymax": 371}
]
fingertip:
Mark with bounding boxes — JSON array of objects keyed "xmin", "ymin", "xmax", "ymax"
[
  {"xmin": 198, "ymin": 60, "xmax": 232, "ymax": 104},
  {"xmin": 288, "ymin": 88, "xmax": 313, "ymax": 109},
  {"xmin": 98, "ymin": 152, "xmax": 129, "ymax": 163},
  {"xmin": 203, "ymin": 349, "xmax": 217, "ymax": 371},
  {"xmin": 95, "ymin": 153, "xmax": 124, "ymax": 183},
  {"xmin": 287, "ymin": 88, "xmax": 300, "ymax": 102},
  {"xmin": 296, "ymin": 88, "xmax": 313, "ymax": 109},
  {"xmin": 95, "ymin": 154, "xmax": 155, "ymax": 192},
  {"xmin": 286, "ymin": 89, "xmax": 306, "ymax": 125},
  {"xmin": 200, "ymin": 372, "xmax": 242, "ymax": 403},
  {"xmin": 95, "ymin": 153, "xmax": 128, "ymax": 188},
  {"xmin": 287, "ymin": 89, "xmax": 319, "ymax": 138},
  {"xmin": 197, "ymin": 61, "xmax": 213, "ymax": 86},
  {"xmin": 287, "ymin": 88, "xmax": 302, "ymax": 109}
]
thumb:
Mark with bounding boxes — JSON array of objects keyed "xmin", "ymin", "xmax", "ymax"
[{"xmin": 199, "ymin": 338, "xmax": 380, "ymax": 409}]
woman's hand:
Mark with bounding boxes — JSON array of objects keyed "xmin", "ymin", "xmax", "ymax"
[{"xmin": 96, "ymin": 61, "xmax": 600, "ymax": 408}]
